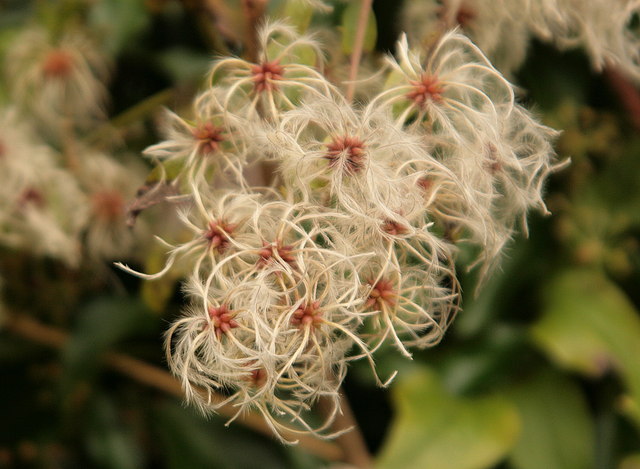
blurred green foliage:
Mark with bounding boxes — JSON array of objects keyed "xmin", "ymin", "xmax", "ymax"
[
  {"xmin": 1, "ymin": 1, "xmax": 639, "ymax": 468},
  {"xmin": 376, "ymin": 367, "xmax": 520, "ymax": 469}
]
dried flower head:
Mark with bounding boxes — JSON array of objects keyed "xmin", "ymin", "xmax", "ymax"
[
  {"xmin": 119, "ymin": 20, "xmax": 566, "ymax": 441},
  {"xmin": 144, "ymin": 95, "xmax": 253, "ymax": 187},
  {"xmin": 78, "ymin": 153, "xmax": 148, "ymax": 261},
  {"xmin": 206, "ymin": 20, "xmax": 337, "ymax": 121},
  {"xmin": 5, "ymin": 27, "xmax": 109, "ymax": 129},
  {"xmin": 401, "ymin": 0, "xmax": 530, "ymax": 75},
  {"xmin": 380, "ymin": 30, "xmax": 515, "ymax": 140},
  {"xmin": 527, "ymin": 0, "xmax": 640, "ymax": 81},
  {"xmin": 0, "ymin": 108, "xmax": 87, "ymax": 265}
]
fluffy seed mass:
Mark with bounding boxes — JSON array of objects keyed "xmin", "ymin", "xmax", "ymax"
[{"xmin": 118, "ymin": 21, "xmax": 566, "ymax": 441}]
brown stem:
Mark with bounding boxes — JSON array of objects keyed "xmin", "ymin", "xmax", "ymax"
[
  {"xmin": 3, "ymin": 314, "xmax": 343, "ymax": 462},
  {"xmin": 346, "ymin": 0, "xmax": 374, "ymax": 102},
  {"xmin": 61, "ymin": 116, "xmax": 80, "ymax": 172},
  {"xmin": 603, "ymin": 65, "xmax": 640, "ymax": 132},
  {"xmin": 317, "ymin": 390, "xmax": 373, "ymax": 469},
  {"xmin": 179, "ymin": 0, "xmax": 231, "ymax": 55},
  {"xmin": 241, "ymin": 0, "xmax": 268, "ymax": 63}
]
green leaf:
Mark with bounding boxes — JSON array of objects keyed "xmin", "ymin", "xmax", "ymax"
[
  {"xmin": 141, "ymin": 235, "xmax": 184, "ymax": 313},
  {"xmin": 61, "ymin": 297, "xmax": 155, "ymax": 394},
  {"xmin": 146, "ymin": 157, "xmax": 186, "ymax": 184},
  {"xmin": 0, "ymin": 16, "xmax": 26, "ymax": 105},
  {"xmin": 531, "ymin": 268, "xmax": 640, "ymax": 428},
  {"xmin": 140, "ymin": 269, "xmax": 179, "ymax": 314},
  {"xmin": 157, "ymin": 48, "xmax": 212, "ymax": 83},
  {"xmin": 375, "ymin": 367, "xmax": 520, "ymax": 469},
  {"xmin": 152, "ymin": 400, "xmax": 290, "ymax": 469},
  {"xmin": 516, "ymin": 44, "xmax": 591, "ymax": 111},
  {"xmin": 507, "ymin": 370, "xmax": 595, "ymax": 469},
  {"xmin": 89, "ymin": 0, "xmax": 150, "ymax": 55},
  {"xmin": 341, "ymin": 0, "xmax": 377, "ymax": 55},
  {"xmin": 85, "ymin": 394, "xmax": 144, "ymax": 469},
  {"xmin": 265, "ymin": 40, "xmax": 317, "ymax": 76},
  {"xmin": 437, "ymin": 325, "xmax": 528, "ymax": 395},
  {"xmin": 282, "ymin": 0, "xmax": 315, "ymax": 32},
  {"xmin": 620, "ymin": 454, "xmax": 640, "ymax": 469},
  {"xmin": 454, "ymin": 237, "xmax": 535, "ymax": 338}
]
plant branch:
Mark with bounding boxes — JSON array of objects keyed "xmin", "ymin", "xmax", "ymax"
[
  {"xmin": 604, "ymin": 65, "xmax": 640, "ymax": 132},
  {"xmin": 179, "ymin": 0, "xmax": 231, "ymax": 56},
  {"xmin": 3, "ymin": 313, "xmax": 343, "ymax": 462},
  {"xmin": 85, "ymin": 88, "xmax": 175, "ymax": 148},
  {"xmin": 317, "ymin": 389, "xmax": 373, "ymax": 469},
  {"xmin": 60, "ymin": 115, "xmax": 80, "ymax": 172},
  {"xmin": 346, "ymin": 0, "xmax": 374, "ymax": 102},
  {"xmin": 241, "ymin": 0, "xmax": 268, "ymax": 63}
]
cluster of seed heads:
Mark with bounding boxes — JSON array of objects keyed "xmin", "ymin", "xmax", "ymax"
[
  {"xmin": 118, "ymin": 21, "xmax": 565, "ymax": 441},
  {"xmin": 1, "ymin": 26, "xmax": 144, "ymax": 267}
]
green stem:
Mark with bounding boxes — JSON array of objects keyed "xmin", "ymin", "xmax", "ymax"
[
  {"xmin": 85, "ymin": 88, "xmax": 175, "ymax": 147},
  {"xmin": 346, "ymin": 0, "xmax": 374, "ymax": 102}
]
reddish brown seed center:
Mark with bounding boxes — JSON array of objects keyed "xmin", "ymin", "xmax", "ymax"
[
  {"xmin": 250, "ymin": 60, "xmax": 284, "ymax": 93},
  {"xmin": 204, "ymin": 220, "xmax": 236, "ymax": 252},
  {"xmin": 192, "ymin": 122, "xmax": 225, "ymax": 154},
  {"xmin": 406, "ymin": 75, "xmax": 444, "ymax": 107},
  {"xmin": 324, "ymin": 136, "xmax": 366, "ymax": 174},
  {"xmin": 91, "ymin": 190, "xmax": 125, "ymax": 223},
  {"xmin": 486, "ymin": 158, "xmax": 502, "ymax": 174},
  {"xmin": 208, "ymin": 304, "xmax": 239, "ymax": 339},
  {"xmin": 455, "ymin": 6, "xmax": 476, "ymax": 27},
  {"xmin": 381, "ymin": 219, "xmax": 409, "ymax": 237},
  {"xmin": 365, "ymin": 278, "xmax": 397, "ymax": 310},
  {"xmin": 291, "ymin": 301, "xmax": 323, "ymax": 328},
  {"xmin": 417, "ymin": 175, "xmax": 432, "ymax": 192},
  {"xmin": 484, "ymin": 143, "xmax": 502, "ymax": 174},
  {"xmin": 42, "ymin": 49, "xmax": 74, "ymax": 79},
  {"xmin": 18, "ymin": 188, "xmax": 46, "ymax": 209},
  {"xmin": 257, "ymin": 241, "xmax": 296, "ymax": 268},
  {"xmin": 249, "ymin": 367, "xmax": 267, "ymax": 387},
  {"xmin": 438, "ymin": 1, "xmax": 476, "ymax": 28}
]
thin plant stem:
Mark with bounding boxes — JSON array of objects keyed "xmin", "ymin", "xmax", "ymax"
[
  {"xmin": 317, "ymin": 389, "xmax": 373, "ymax": 469},
  {"xmin": 604, "ymin": 65, "xmax": 640, "ymax": 132},
  {"xmin": 3, "ymin": 313, "xmax": 344, "ymax": 462},
  {"xmin": 85, "ymin": 88, "xmax": 175, "ymax": 148},
  {"xmin": 241, "ymin": 0, "xmax": 267, "ymax": 63},
  {"xmin": 346, "ymin": 0, "xmax": 374, "ymax": 102},
  {"xmin": 60, "ymin": 107, "xmax": 80, "ymax": 172},
  {"xmin": 179, "ymin": 0, "xmax": 232, "ymax": 55}
]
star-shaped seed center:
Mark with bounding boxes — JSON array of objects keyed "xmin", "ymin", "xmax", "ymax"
[
  {"xmin": 365, "ymin": 278, "xmax": 397, "ymax": 310},
  {"xmin": 407, "ymin": 75, "xmax": 444, "ymax": 106},
  {"xmin": 42, "ymin": 49, "xmax": 74, "ymax": 79},
  {"xmin": 324, "ymin": 136, "xmax": 366, "ymax": 174},
  {"xmin": 250, "ymin": 60, "xmax": 284, "ymax": 93},
  {"xmin": 192, "ymin": 122, "xmax": 225, "ymax": 154},
  {"xmin": 204, "ymin": 220, "xmax": 236, "ymax": 252},
  {"xmin": 92, "ymin": 190, "xmax": 125, "ymax": 223},
  {"xmin": 257, "ymin": 241, "xmax": 296, "ymax": 268},
  {"xmin": 208, "ymin": 304, "xmax": 239, "ymax": 339},
  {"xmin": 291, "ymin": 301, "xmax": 323, "ymax": 328}
]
